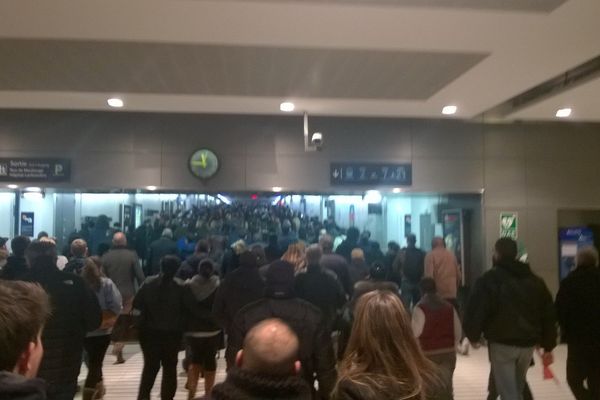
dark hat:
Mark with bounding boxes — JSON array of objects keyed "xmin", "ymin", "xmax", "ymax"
[
  {"xmin": 265, "ymin": 260, "xmax": 295, "ymax": 299},
  {"xmin": 0, "ymin": 237, "xmax": 8, "ymax": 247}
]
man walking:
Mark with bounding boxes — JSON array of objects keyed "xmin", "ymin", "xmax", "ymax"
[
  {"xmin": 424, "ymin": 237, "xmax": 461, "ymax": 308},
  {"xmin": 395, "ymin": 234, "xmax": 426, "ymax": 311},
  {"xmin": 464, "ymin": 237, "xmax": 556, "ymax": 400}
]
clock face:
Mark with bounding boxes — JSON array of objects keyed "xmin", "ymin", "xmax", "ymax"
[{"xmin": 189, "ymin": 149, "xmax": 219, "ymax": 179}]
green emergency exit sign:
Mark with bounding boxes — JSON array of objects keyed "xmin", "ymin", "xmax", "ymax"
[{"xmin": 500, "ymin": 212, "xmax": 518, "ymax": 239}]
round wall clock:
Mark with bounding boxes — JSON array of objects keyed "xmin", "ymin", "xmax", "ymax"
[{"xmin": 189, "ymin": 149, "xmax": 219, "ymax": 179}]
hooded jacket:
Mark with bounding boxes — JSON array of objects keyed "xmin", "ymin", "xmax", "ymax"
[
  {"xmin": 0, "ymin": 372, "xmax": 46, "ymax": 400},
  {"xmin": 464, "ymin": 260, "xmax": 557, "ymax": 351},
  {"xmin": 184, "ymin": 274, "xmax": 221, "ymax": 334}
]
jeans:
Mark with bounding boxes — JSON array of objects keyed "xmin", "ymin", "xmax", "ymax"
[
  {"xmin": 83, "ymin": 335, "xmax": 111, "ymax": 389},
  {"xmin": 427, "ymin": 352, "xmax": 457, "ymax": 400},
  {"xmin": 489, "ymin": 343, "xmax": 534, "ymax": 400},
  {"xmin": 138, "ymin": 330, "xmax": 182, "ymax": 400},
  {"xmin": 400, "ymin": 280, "xmax": 421, "ymax": 311},
  {"xmin": 567, "ymin": 343, "xmax": 600, "ymax": 400}
]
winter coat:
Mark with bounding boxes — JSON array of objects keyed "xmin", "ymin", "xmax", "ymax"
[
  {"xmin": 147, "ymin": 236, "xmax": 178, "ymax": 276},
  {"xmin": 335, "ymin": 240, "xmax": 358, "ymax": 263},
  {"xmin": 424, "ymin": 248, "xmax": 461, "ymax": 300},
  {"xmin": 320, "ymin": 254, "xmax": 353, "ymax": 296},
  {"xmin": 24, "ymin": 265, "xmax": 101, "ymax": 389},
  {"xmin": 176, "ymin": 252, "xmax": 209, "ymax": 281},
  {"xmin": 0, "ymin": 255, "xmax": 28, "ymax": 280},
  {"xmin": 227, "ymin": 297, "xmax": 337, "ymax": 399},
  {"xmin": 211, "ymin": 367, "xmax": 311, "ymax": 400},
  {"xmin": 555, "ymin": 265, "xmax": 600, "ymax": 345},
  {"xmin": 464, "ymin": 260, "xmax": 557, "ymax": 351},
  {"xmin": 213, "ymin": 265, "xmax": 265, "ymax": 334},
  {"xmin": 102, "ymin": 246, "xmax": 144, "ymax": 301},
  {"xmin": 133, "ymin": 275, "xmax": 187, "ymax": 333},
  {"xmin": 0, "ymin": 371, "xmax": 46, "ymax": 400},
  {"xmin": 184, "ymin": 274, "xmax": 221, "ymax": 334},
  {"xmin": 294, "ymin": 265, "xmax": 346, "ymax": 331}
]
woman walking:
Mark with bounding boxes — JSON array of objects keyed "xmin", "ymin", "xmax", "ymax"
[
  {"xmin": 81, "ymin": 256, "xmax": 123, "ymax": 400},
  {"xmin": 184, "ymin": 259, "xmax": 222, "ymax": 399}
]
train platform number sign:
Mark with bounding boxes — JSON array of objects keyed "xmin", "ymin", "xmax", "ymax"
[
  {"xmin": 0, "ymin": 158, "xmax": 71, "ymax": 182},
  {"xmin": 500, "ymin": 212, "xmax": 518, "ymax": 239},
  {"xmin": 331, "ymin": 163, "xmax": 412, "ymax": 186}
]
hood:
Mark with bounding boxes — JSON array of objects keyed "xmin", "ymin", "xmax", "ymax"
[
  {"xmin": 0, "ymin": 371, "xmax": 46, "ymax": 400},
  {"xmin": 186, "ymin": 274, "xmax": 219, "ymax": 301},
  {"xmin": 216, "ymin": 367, "xmax": 310, "ymax": 399},
  {"xmin": 496, "ymin": 260, "xmax": 532, "ymax": 277}
]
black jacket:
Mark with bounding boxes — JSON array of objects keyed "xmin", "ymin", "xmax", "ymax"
[
  {"xmin": 294, "ymin": 265, "xmax": 346, "ymax": 330},
  {"xmin": 211, "ymin": 368, "xmax": 311, "ymax": 400},
  {"xmin": 63, "ymin": 256, "xmax": 86, "ymax": 275},
  {"xmin": 0, "ymin": 256, "xmax": 28, "ymax": 280},
  {"xmin": 227, "ymin": 297, "xmax": 337, "ymax": 399},
  {"xmin": 555, "ymin": 265, "xmax": 600, "ymax": 345},
  {"xmin": 464, "ymin": 261, "xmax": 557, "ymax": 351},
  {"xmin": 320, "ymin": 254, "xmax": 353, "ymax": 296},
  {"xmin": 24, "ymin": 266, "xmax": 101, "ymax": 388},
  {"xmin": 147, "ymin": 237, "xmax": 178, "ymax": 276},
  {"xmin": 213, "ymin": 265, "xmax": 265, "ymax": 334},
  {"xmin": 0, "ymin": 372, "xmax": 46, "ymax": 400},
  {"xmin": 176, "ymin": 252, "xmax": 209, "ymax": 281},
  {"xmin": 133, "ymin": 275, "xmax": 188, "ymax": 333},
  {"xmin": 184, "ymin": 275, "xmax": 221, "ymax": 333},
  {"xmin": 335, "ymin": 240, "xmax": 358, "ymax": 263}
]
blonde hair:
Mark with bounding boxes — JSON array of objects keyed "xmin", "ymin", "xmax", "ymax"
[
  {"xmin": 281, "ymin": 242, "xmax": 306, "ymax": 273},
  {"xmin": 334, "ymin": 290, "xmax": 439, "ymax": 400}
]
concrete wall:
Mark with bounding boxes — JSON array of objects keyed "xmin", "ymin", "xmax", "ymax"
[{"xmin": 2, "ymin": 110, "xmax": 600, "ymax": 293}]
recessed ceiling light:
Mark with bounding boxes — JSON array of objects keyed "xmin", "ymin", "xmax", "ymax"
[
  {"xmin": 279, "ymin": 102, "xmax": 295, "ymax": 112},
  {"xmin": 7, "ymin": 184, "xmax": 18, "ymax": 189},
  {"xmin": 392, "ymin": 188, "xmax": 402, "ymax": 194},
  {"xmin": 107, "ymin": 98, "xmax": 124, "ymax": 108},
  {"xmin": 146, "ymin": 185, "xmax": 157, "ymax": 191},
  {"xmin": 442, "ymin": 105, "xmax": 457, "ymax": 115},
  {"xmin": 25, "ymin": 187, "xmax": 41, "ymax": 192},
  {"xmin": 556, "ymin": 108, "xmax": 572, "ymax": 118},
  {"xmin": 272, "ymin": 186, "xmax": 283, "ymax": 192}
]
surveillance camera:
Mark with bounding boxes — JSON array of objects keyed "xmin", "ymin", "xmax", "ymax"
[{"xmin": 311, "ymin": 132, "xmax": 323, "ymax": 147}]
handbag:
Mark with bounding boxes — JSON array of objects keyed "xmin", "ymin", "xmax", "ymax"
[
  {"xmin": 100, "ymin": 310, "xmax": 118, "ymax": 330},
  {"xmin": 111, "ymin": 312, "xmax": 140, "ymax": 342}
]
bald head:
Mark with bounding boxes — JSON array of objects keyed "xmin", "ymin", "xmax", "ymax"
[
  {"xmin": 112, "ymin": 232, "xmax": 127, "ymax": 247},
  {"xmin": 431, "ymin": 236, "xmax": 445, "ymax": 249},
  {"xmin": 238, "ymin": 319, "xmax": 299, "ymax": 376},
  {"xmin": 305, "ymin": 244, "xmax": 322, "ymax": 266},
  {"xmin": 319, "ymin": 235, "xmax": 334, "ymax": 254}
]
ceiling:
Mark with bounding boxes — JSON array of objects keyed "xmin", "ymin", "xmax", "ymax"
[{"xmin": 0, "ymin": 0, "xmax": 599, "ymax": 121}]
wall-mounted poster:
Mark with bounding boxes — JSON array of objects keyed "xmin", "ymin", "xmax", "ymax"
[{"xmin": 20, "ymin": 212, "xmax": 34, "ymax": 237}]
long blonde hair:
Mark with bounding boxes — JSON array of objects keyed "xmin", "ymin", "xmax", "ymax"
[
  {"xmin": 335, "ymin": 290, "xmax": 439, "ymax": 400},
  {"xmin": 281, "ymin": 241, "xmax": 306, "ymax": 273}
]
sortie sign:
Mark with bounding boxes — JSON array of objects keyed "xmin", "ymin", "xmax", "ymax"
[{"xmin": 0, "ymin": 158, "xmax": 71, "ymax": 182}]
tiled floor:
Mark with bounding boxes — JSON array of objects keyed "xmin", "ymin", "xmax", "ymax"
[{"xmin": 78, "ymin": 344, "xmax": 575, "ymax": 399}]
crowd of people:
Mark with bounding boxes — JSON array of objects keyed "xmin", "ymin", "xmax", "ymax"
[{"xmin": 0, "ymin": 202, "xmax": 599, "ymax": 400}]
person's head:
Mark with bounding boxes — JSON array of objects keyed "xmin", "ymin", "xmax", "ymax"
[
  {"xmin": 431, "ymin": 236, "xmax": 445, "ymax": 249},
  {"xmin": 195, "ymin": 239, "xmax": 210, "ymax": 254},
  {"xmin": 494, "ymin": 237, "xmax": 518, "ymax": 264},
  {"xmin": 369, "ymin": 262, "xmax": 388, "ymax": 280},
  {"xmin": 282, "ymin": 220, "xmax": 292, "ymax": 235},
  {"xmin": 161, "ymin": 228, "xmax": 173, "ymax": 239},
  {"xmin": 112, "ymin": 232, "xmax": 127, "ymax": 247},
  {"xmin": 305, "ymin": 244, "xmax": 322, "ymax": 267},
  {"xmin": 250, "ymin": 244, "xmax": 267, "ymax": 267},
  {"xmin": 387, "ymin": 241, "xmax": 400, "ymax": 254},
  {"xmin": 36, "ymin": 231, "xmax": 48, "ymax": 240},
  {"xmin": 265, "ymin": 261, "xmax": 295, "ymax": 299},
  {"xmin": 9, "ymin": 236, "xmax": 31, "ymax": 257},
  {"xmin": 318, "ymin": 234, "xmax": 334, "ymax": 254},
  {"xmin": 281, "ymin": 242, "xmax": 306, "ymax": 272},
  {"xmin": 406, "ymin": 234, "xmax": 417, "ymax": 248},
  {"xmin": 0, "ymin": 237, "xmax": 7, "ymax": 251},
  {"xmin": 576, "ymin": 246, "xmax": 599, "ymax": 268},
  {"xmin": 160, "ymin": 255, "xmax": 181, "ymax": 280},
  {"xmin": 231, "ymin": 239, "xmax": 247, "ymax": 255},
  {"xmin": 70, "ymin": 238, "xmax": 88, "ymax": 258},
  {"xmin": 360, "ymin": 230, "xmax": 371, "ymax": 241},
  {"xmin": 337, "ymin": 290, "xmax": 436, "ymax": 399},
  {"xmin": 346, "ymin": 227, "xmax": 360, "ymax": 243},
  {"xmin": 236, "ymin": 318, "xmax": 300, "ymax": 376},
  {"xmin": 81, "ymin": 256, "xmax": 103, "ymax": 292},
  {"xmin": 419, "ymin": 277, "xmax": 437, "ymax": 296},
  {"xmin": 0, "ymin": 281, "xmax": 50, "ymax": 378},
  {"xmin": 351, "ymin": 248, "xmax": 365, "ymax": 262},
  {"xmin": 25, "ymin": 240, "xmax": 58, "ymax": 271},
  {"xmin": 198, "ymin": 259, "xmax": 215, "ymax": 279}
]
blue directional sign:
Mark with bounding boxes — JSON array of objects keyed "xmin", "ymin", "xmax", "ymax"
[{"xmin": 330, "ymin": 163, "xmax": 412, "ymax": 186}]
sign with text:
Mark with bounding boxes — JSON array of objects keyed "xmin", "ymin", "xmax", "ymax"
[
  {"xmin": 20, "ymin": 212, "xmax": 34, "ymax": 237},
  {"xmin": 500, "ymin": 212, "xmax": 518, "ymax": 239},
  {"xmin": 0, "ymin": 158, "xmax": 71, "ymax": 182},
  {"xmin": 330, "ymin": 163, "xmax": 412, "ymax": 186}
]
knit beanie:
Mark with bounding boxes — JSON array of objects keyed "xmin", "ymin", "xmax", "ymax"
[{"xmin": 265, "ymin": 260, "xmax": 295, "ymax": 299}]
